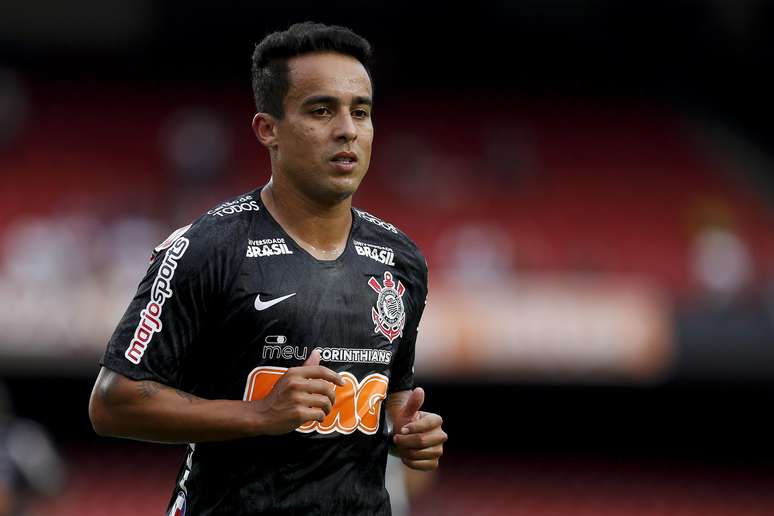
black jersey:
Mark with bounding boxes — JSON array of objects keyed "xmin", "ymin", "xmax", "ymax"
[{"xmin": 100, "ymin": 187, "xmax": 428, "ymax": 516}]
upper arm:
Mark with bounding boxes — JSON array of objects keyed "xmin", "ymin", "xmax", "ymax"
[
  {"xmin": 99, "ymin": 218, "xmax": 242, "ymax": 388},
  {"xmin": 389, "ymin": 254, "xmax": 428, "ymax": 394}
]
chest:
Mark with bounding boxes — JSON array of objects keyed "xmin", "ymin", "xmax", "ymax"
[{"xmin": 222, "ymin": 250, "xmax": 413, "ymax": 374}]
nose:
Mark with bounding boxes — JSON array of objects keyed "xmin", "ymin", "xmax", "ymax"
[{"xmin": 333, "ymin": 111, "xmax": 357, "ymax": 143}]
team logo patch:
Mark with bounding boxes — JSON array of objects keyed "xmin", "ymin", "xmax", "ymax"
[
  {"xmin": 168, "ymin": 491, "xmax": 186, "ymax": 516},
  {"xmin": 368, "ymin": 271, "xmax": 406, "ymax": 343}
]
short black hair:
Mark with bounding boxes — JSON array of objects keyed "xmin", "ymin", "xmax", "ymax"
[{"xmin": 251, "ymin": 21, "xmax": 373, "ymax": 119}]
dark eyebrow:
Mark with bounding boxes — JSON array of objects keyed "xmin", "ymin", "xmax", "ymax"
[
  {"xmin": 353, "ymin": 96, "xmax": 373, "ymax": 107},
  {"xmin": 301, "ymin": 95, "xmax": 373, "ymax": 107},
  {"xmin": 301, "ymin": 95, "xmax": 338, "ymax": 107}
]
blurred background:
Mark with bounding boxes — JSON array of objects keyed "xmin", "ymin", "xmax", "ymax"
[{"xmin": 2, "ymin": 1, "xmax": 774, "ymax": 515}]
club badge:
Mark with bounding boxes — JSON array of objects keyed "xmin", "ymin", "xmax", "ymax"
[{"xmin": 368, "ymin": 271, "xmax": 406, "ymax": 343}]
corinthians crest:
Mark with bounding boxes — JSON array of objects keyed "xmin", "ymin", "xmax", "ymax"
[{"xmin": 368, "ymin": 271, "xmax": 407, "ymax": 343}]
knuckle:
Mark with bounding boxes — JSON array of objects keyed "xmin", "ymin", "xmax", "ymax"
[{"xmin": 287, "ymin": 378, "xmax": 302, "ymax": 390}]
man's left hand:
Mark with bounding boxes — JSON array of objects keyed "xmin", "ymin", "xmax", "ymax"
[{"xmin": 391, "ymin": 387, "xmax": 447, "ymax": 471}]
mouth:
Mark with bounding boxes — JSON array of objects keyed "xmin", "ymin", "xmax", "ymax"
[{"xmin": 329, "ymin": 152, "xmax": 358, "ymax": 172}]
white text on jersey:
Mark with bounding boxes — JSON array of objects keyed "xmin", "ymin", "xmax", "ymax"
[
  {"xmin": 125, "ymin": 236, "xmax": 190, "ymax": 364},
  {"xmin": 246, "ymin": 238, "xmax": 293, "ymax": 257},
  {"xmin": 353, "ymin": 240, "xmax": 396, "ymax": 266},
  {"xmin": 208, "ymin": 196, "xmax": 260, "ymax": 217}
]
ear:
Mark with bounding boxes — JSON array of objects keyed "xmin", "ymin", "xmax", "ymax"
[{"xmin": 252, "ymin": 113, "xmax": 278, "ymax": 149}]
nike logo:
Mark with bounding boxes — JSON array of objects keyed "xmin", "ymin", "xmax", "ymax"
[{"xmin": 254, "ymin": 293, "xmax": 296, "ymax": 311}]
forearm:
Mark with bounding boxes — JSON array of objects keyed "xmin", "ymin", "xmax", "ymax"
[{"xmin": 89, "ymin": 367, "xmax": 259, "ymax": 444}]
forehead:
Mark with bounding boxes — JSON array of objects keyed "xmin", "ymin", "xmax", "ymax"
[{"xmin": 285, "ymin": 51, "xmax": 372, "ymax": 104}]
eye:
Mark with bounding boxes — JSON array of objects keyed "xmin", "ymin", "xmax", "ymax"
[
  {"xmin": 312, "ymin": 107, "xmax": 331, "ymax": 116},
  {"xmin": 352, "ymin": 109, "xmax": 370, "ymax": 119}
]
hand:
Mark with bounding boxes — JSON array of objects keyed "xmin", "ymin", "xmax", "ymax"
[
  {"xmin": 391, "ymin": 387, "xmax": 447, "ymax": 471},
  {"xmin": 251, "ymin": 350, "xmax": 344, "ymax": 435}
]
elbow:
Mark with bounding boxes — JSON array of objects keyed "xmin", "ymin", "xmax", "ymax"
[
  {"xmin": 88, "ymin": 392, "xmax": 112, "ymax": 436},
  {"xmin": 89, "ymin": 367, "xmax": 128, "ymax": 438}
]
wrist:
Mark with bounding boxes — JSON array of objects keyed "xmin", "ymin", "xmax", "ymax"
[
  {"xmin": 388, "ymin": 433, "xmax": 400, "ymax": 456},
  {"xmin": 242, "ymin": 400, "xmax": 268, "ymax": 437}
]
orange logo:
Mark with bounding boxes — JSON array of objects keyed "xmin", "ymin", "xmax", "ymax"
[{"xmin": 243, "ymin": 367, "xmax": 389, "ymax": 435}]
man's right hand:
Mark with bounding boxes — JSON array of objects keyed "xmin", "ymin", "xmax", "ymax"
[
  {"xmin": 251, "ymin": 350, "xmax": 344, "ymax": 435},
  {"xmin": 88, "ymin": 351, "xmax": 343, "ymax": 443}
]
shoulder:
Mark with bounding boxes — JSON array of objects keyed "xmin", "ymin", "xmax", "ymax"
[
  {"xmin": 149, "ymin": 190, "xmax": 259, "ymax": 266},
  {"xmin": 353, "ymin": 207, "xmax": 428, "ymax": 285},
  {"xmin": 189, "ymin": 190, "xmax": 260, "ymax": 237},
  {"xmin": 203, "ymin": 192, "xmax": 262, "ymax": 221}
]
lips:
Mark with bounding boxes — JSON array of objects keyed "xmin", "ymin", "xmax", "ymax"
[{"xmin": 330, "ymin": 151, "xmax": 358, "ymax": 164}]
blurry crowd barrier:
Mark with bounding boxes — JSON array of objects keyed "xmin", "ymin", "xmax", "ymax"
[{"xmin": 1, "ymin": 82, "xmax": 773, "ymax": 383}]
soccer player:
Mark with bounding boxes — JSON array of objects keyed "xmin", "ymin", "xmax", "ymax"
[{"xmin": 88, "ymin": 22, "xmax": 446, "ymax": 515}]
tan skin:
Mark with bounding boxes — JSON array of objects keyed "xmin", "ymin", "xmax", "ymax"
[{"xmin": 88, "ymin": 50, "xmax": 446, "ymax": 471}]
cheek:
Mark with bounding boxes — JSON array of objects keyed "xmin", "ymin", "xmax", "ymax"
[
  {"xmin": 284, "ymin": 126, "xmax": 320, "ymax": 159},
  {"xmin": 359, "ymin": 126, "xmax": 374, "ymax": 151}
]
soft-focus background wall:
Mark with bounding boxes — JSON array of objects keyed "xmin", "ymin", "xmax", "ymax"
[{"xmin": 1, "ymin": 1, "xmax": 774, "ymax": 515}]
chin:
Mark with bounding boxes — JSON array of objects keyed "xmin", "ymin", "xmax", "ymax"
[
  {"xmin": 327, "ymin": 174, "xmax": 365, "ymax": 199},
  {"xmin": 326, "ymin": 184, "xmax": 359, "ymax": 203}
]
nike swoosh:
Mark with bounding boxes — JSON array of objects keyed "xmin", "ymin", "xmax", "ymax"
[{"xmin": 254, "ymin": 292, "xmax": 296, "ymax": 311}]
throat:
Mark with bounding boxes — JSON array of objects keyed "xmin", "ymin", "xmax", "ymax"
[{"xmin": 261, "ymin": 182, "xmax": 352, "ymax": 261}]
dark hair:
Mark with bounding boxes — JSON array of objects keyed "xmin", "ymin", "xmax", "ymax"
[{"xmin": 251, "ymin": 22, "xmax": 373, "ymax": 119}]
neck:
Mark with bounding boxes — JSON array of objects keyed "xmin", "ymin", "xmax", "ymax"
[{"xmin": 260, "ymin": 178, "xmax": 353, "ymax": 260}]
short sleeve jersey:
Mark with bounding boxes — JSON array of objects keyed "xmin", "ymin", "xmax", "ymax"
[{"xmin": 100, "ymin": 188, "xmax": 428, "ymax": 516}]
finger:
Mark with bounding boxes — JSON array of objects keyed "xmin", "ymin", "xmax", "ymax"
[
  {"xmin": 303, "ymin": 349, "xmax": 321, "ymax": 366},
  {"xmin": 299, "ymin": 407, "xmax": 327, "ymax": 424},
  {"xmin": 400, "ymin": 412, "xmax": 443, "ymax": 435},
  {"xmin": 393, "ymin": 429, "xmax": 447, "ymax": 450},
  {"xmin": 397, "ymin": 445, "xmax": 443, "ymax": 461},
  {"xmin": 303, "ymin": 379, "xmax": 337, "ymax": 405},
  {"xmin": 397, "ymin": 387, "xmax": 425, "ymax": 423},
  {"xmin": 293, "ymin": 365, "xmax": 343, "ymax": 386},
  {"xmin": 401, "ymin": 458, "xmax": 439, "ymax": 471},
  {"xmin": 301, "ymin": 393, "xmax": 333, "ymax": 415}
]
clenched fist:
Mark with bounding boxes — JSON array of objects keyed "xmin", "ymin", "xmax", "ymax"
[{"xmin": 251, "ymin": 350, "xmax": 344, "ymax": 435}]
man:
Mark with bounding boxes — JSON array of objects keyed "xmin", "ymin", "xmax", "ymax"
[{"xmin": 89, "ymin": 22, "xmax": 446, "ymax": 515}]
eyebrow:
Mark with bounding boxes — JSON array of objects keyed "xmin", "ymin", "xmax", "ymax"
[{"xmin": 301, "ymin": 95, "xmax": 373, "ymax": 107}]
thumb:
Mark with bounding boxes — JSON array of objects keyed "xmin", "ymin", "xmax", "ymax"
[
  {"xmin": 304, "ymin": 348, "xmax": 321, "ymax": 366},
  {"xmin": 398, "ymin": 387, "xmax": 424, "ymax": 424}
]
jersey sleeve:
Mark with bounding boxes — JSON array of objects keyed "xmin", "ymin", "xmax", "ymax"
[
  {"xmin": 388, "ymin": 255, "xmax": 428, "ymax": 394},
  {"xmin": 100, "ymin": 217, "xmax": 244, "ymax": 387}
]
